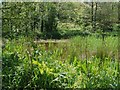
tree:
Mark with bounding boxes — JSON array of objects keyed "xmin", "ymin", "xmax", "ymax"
[{"xmin": 44, "ymin": 3, "xmax": 58, "ymax": 32}]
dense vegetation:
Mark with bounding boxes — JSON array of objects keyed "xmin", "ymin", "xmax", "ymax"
[
  {"xmin": 2, "ymin": 2, "xmax": 120, "ymax": 89},
  {"xmin": 2, "ymin": 2, "xmax": 118, "ymax": 39}
]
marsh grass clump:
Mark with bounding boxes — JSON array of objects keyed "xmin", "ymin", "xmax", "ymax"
[{"xmin": 69, "ymin": 36, "xmax": 117, "ymax": 60}]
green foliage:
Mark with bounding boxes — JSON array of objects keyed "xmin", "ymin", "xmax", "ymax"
[
  {"xmin": 2, "ymin": 36, "xmax": 119, "ymax": 89},
  {"xmin": 2, "ymin": 2, "xmax": 118, "ymax": 39},
  {"xmin": 44, "ymin": 3, "xmax": 58, "ymax": 32},
  {"xmin": 2, "ymin": 2, "xmax": 119, "ymax": 89}
]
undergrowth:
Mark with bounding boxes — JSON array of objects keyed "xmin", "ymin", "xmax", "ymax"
[{"xmin": 2, "ymin": 36, "xmax": 120, "ymax": 89}]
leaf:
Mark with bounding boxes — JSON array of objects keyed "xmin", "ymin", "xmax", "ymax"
[
  {"xmin": 46, "ymin": 68, "xmax": 50, "ymax": 74},
  {"xmin": 81, "ymin": 65, "xmax": 87, "ymax": 74},
  {"xmin": 32, "ymin": 60, "xmax": 38, "ymax": 65},
  {"xmin": 32, "ymin": 60, "xmax": 41, "ymax": 67},
  {"xmin": 39, "ymin": 68, "xmax": 44, "ymax": 75},
  {"xmin": 42, "ymin": 61, "xmax": 46, "ymax": 68}
]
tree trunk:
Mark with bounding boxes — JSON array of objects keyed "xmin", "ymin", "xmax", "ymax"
[
  {"xmin": 41, "ymin": 19, "xmax": 44, "ymax": 32},
  {"xmin": 40, "ymin": 3, "xmax": 44, "ymax": 32},
  {"xmin": 91, "ymin": 2, "xmax": 94, "ymax": 32},
  {"xmin": 94, "ymin": 2, "xmax": 97, "ymax": 32}
]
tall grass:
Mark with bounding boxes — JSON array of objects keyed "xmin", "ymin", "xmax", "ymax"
[
  {"xmin": 2, "ymin": 36, "xmax": 119, "ymax": 89},
  {"xmin": 69, "ymin": 36, "xmax": 118, "ymax": 61}
]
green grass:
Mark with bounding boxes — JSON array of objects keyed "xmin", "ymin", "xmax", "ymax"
[{"xmin": 2, "ymin": 36, "xmax": 120, "ymax": 89}]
